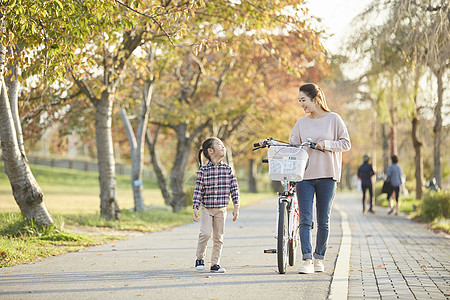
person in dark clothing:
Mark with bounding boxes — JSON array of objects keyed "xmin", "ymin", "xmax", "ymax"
[
  {"xmin": 386, "ymin": 154, "xmax": 405, "ymax": 216},
  {"xmin": 357, "ymin": 154, "xmax": 375, "ymax": 214}
]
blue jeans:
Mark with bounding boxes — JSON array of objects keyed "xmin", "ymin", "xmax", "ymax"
[{"xmin": 296, "ymin": 178, "xmax": 336, "ymax": 260}]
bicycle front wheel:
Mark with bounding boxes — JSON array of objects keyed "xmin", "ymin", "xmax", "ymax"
[
  {"xmin": 289, "ymin": 237, "xmax": 298, "ymax": 266},
  {"xmin": 277, "ymin": 200, "xmax": 289, "ymax": 274}
]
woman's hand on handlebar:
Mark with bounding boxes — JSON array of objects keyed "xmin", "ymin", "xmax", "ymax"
[
  {"xmin": 253, "ymin": 138, "xmax": 273, "ymax": 151},
  {"xmin": 316, "ymin": 141, "xmax": 325, "ymax": 150}
]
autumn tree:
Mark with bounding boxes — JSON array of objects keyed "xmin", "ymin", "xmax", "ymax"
[
  {"xmin": 65, "ymin": 1, "xmax": 203, "ymax": 218},
  {"xmin": 345, "ymin": 0, "xmax": 449, "ymax": 197},
  {"xmin": 348, "ymin": 0, "xmax": 449, "ymax": 190},
  {"xmin": 138, "ymin": 1, "xmax": 328, "ymax": 211},
  {"xmin": 0, "ymin": 0, "xmax": 118, "ymax": 224}
]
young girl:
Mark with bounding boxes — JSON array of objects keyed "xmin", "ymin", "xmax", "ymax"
[{"xmin": 193, "ymin": 137, "xmax": 240, "ymax": 273}]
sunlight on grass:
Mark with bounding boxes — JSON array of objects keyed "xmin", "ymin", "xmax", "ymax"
[
  {"xmin": 0, "ymin": 213, "xmax": 116, "ymax": 268},
  {"xmin": 0, "ymin": 185, "xmax": 166, "ymax": 213},
  {"xmin": 1, "ymin": 185, "xmax": 272, "ymax": 214}
]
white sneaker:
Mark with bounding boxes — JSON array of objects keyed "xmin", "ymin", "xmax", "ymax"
[
  {"xmin": 314, "ymin": 259, "xmax": 324, "ymax": 272},
  {"xmin": 299, "ymin": 259, "xmax": 314, "ymax": 274},
  {"xmin": 210, "ymin": 264, "xmax": 226, "ymax": 273},
  {"xmin": 195, "ymin": 259, "xmax": 205, "ymax": 270}
]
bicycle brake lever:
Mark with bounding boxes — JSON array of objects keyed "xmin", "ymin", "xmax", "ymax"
[{"xmin": 313, "ymin": 145, "xmax": 326, "ymax": 153}]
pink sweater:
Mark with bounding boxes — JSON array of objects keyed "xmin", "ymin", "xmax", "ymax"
[{"xmin": 289, "ymin": 112, "xmax": 351, "ymax": 182}]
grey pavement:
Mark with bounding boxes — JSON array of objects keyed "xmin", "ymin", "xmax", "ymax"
[
  {"xmin": 340, "ymin": 193, "xmax": 450, "ymax": 299},
  {"xmin": 0, "ymin": 192, "xmax": 449, "ymax": 299}
]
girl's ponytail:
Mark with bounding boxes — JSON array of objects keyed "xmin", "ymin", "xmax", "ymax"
[
  {"xmin": 197, "ymin": 149, "xmax": 203, "ymax": 168},
  {"xmin": 197, "ymin": 137, "xmax": 217, "ymax": 168}
]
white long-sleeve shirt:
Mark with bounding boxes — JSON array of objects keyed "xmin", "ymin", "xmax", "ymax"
[{"xmin": 289, "ymin": 112, "xmax": 351, "ymax": 182}]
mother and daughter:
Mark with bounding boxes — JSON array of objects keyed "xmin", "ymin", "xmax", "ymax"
[{"xmin": 192, "ymin": 83, "xmax": 351, "ymax": 274}]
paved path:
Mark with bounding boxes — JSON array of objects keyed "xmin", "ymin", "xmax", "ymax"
[
  {"xmin": 1, "ymin": 192, "xmax": 449, "ymax": 299},
  {"xmin": 338, "ymin": 193, "xmax": 450, "ymax": 299}
]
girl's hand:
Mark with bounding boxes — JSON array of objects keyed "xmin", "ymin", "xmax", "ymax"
[
  {"xmin": 232, "ymin": 206, "xmax": 240, "ymax": 222},
  {"xmin": 193, "ymin": 208, "xmax": 199, "ymax": 222}
]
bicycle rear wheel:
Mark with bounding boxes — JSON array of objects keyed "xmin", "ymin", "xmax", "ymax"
[{"xmin": 277, "ymin": 200, "xmax": 289, "ymax": 274}]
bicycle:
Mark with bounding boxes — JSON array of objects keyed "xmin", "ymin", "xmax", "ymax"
[{"xmin": 253, "ymin": 137, "xmax": 324, "ymax": 274}]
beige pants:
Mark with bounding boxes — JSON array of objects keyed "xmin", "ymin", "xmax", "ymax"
[{"xmin": 196, "ymin": 206, "xmax": 227, "ymax": 265}]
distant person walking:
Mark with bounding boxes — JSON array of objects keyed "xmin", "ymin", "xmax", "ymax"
[
  {"xmin": 386, "ymin": 154, "xmax": 404, "ymax": 215},
  {"xmin": 357, "ymin": 154, "xmax": 375, "ymax": 214},
  {"xmin": 192, "ymin": 137, "xmax": 240, "ymax": 273}
]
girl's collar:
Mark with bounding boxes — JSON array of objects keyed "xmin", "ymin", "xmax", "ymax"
[{"xmin": 208, "ymin": 160, "xmax": 223, "ymax": 167}]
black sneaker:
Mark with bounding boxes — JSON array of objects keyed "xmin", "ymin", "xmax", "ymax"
[
  {"xmin": 210, "ymin": 264, "xmax": 226, "ymax": 273},
  {"xmin": 195, "ymin": 259, "xmax": 205, "ymax": 270}
]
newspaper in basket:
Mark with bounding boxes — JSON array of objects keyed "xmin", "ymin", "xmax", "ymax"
[{"xmin": 268, "ymin": 145, "xmax": 309, "ymax": 181}]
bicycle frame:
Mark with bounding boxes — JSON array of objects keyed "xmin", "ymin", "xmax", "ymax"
[
  {"xmin": 254, "ymin": 137, "xmax": 323, "ymax": 274},
  {"xmin": 277, "ymin": 180, "xmax": 299, "ymax": 247}
]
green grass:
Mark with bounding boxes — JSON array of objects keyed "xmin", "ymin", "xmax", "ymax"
[
  {"xmin": 0, "ymin": 163, "xmax": 170, "ymax": 213},
  {"xmin": 62, "ymin": 208, "xmax": 193, "ymax": 232},
  {"xmin": 374, "ymin": 184, "xmax": 450, "ymax": 234},
  {"xmin": 0, "ymin": 212, "xmax": 116, "ymax": 267},
  {"xmin": 430, "ymin": 219, "xmax": 450, "ymax": 233},
  {"xmin": 3, "ymin": 163, "xmax": 158, "ymax": 190},
  {"xmin": 0, "ymin": 162, "xmax": 273, "ymax": 267},
  {"xmin": 375, "ymin": 193, "xmax": 421, "ymax": 214}
]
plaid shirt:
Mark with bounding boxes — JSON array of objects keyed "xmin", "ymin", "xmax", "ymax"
[{"xmin": 192, "ymin": 161, "xmax": 240, "ymax": 209}]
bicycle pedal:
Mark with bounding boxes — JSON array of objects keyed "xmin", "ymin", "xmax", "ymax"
[{"xmin": 264, "ymin": 249, "xmax": 277, "ymax": 253}]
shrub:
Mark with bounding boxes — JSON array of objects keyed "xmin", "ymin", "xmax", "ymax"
[{"xmin": 420, "ymin": 190, "xmax": 450, "ymax": 222}]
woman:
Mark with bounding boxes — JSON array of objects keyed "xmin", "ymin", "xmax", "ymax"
[
  {"xmin": 386, "ymin": 154, "xmax": 404, "ymax": 216},
  {"xmin": 289, "ymin": 83, "xmax": 351, "ymax": 274}
]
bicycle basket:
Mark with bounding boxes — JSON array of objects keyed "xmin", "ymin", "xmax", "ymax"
[{"xmin": 267, "ymin": 146, "xmax": 309, "ymax": 181}]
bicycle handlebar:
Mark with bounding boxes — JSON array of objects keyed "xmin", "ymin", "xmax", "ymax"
[{"xmin": 252, "ymin": 137, "xmax": 325, "ymax": 153}]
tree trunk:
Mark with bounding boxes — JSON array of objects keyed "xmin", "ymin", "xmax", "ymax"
[
  {"xmin": 411, "ymin": 70, "xmax": 423, "ymax": 199},
  {"xmin": 432, "ymin": 68, "xmax": 444, "ymax": 188},
  {"xmin": 389, "ymin": 105, "xmax": 397, "ymax": 156},
  {"xmin": 119, "ymin": 82, "xmax": 153, "ymax": 211},
  {"xmin": 344, "ymin": 163, "xmax": 352, "ymax": 190},
  {"xmin": 170, "ymin": 124, "xmax": 191, "ymax": 212},
  {"xmin": 272, "ymin": 181, "xmax": 283, "ymax": 193},
  {"xmin": 248, "ymin": 158, "xmax": 257, "ymax": 193},
  {"xmin": 145, "ymin": 128, "xmax": 172, "ymax": 206},
  {"xmin": 225, "ymin": 143, "xmax": 235, "ymax": 174},
  {"xmin": 96, "ymin": 90, "xmax": 120, "ymax": 220},
  {"xmin": 381, "ymin": 123, "xmax": 390, "ymax": 173},
  {"xmin": 120, "ymin": 107, "xmax": 145, "ymax": 211},
  {"xmin": 371, "ymin": 103, "xmax": 377, "ymax": 171},
  {"xmin": 0, "ymin": 78, "xmax": 53, "ymax": 225},
  {"xmin": 146, "ymin": 117, "xmax": 210, "ymax": 212},
  {"xmin": 412, "ymin": 116, "xmax": 423, "ymax": 199}
]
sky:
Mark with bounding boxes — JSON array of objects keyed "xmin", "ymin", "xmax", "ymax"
[{"xmin": 305, "ymin": 0, "xmax": 374, "ymax": 54}]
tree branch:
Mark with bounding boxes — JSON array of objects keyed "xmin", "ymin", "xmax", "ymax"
[
  {"xmin": 189, "ymin": 117, "xmax": 211, "ymax": 144},
  {"xmin": 114, "ymin": 0, "xmax": 176, "ymax": 46},
  {"xmin": 70, "ymin": 72, "xmax": 99, "ymax": 106}
]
